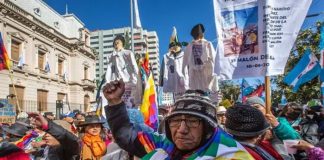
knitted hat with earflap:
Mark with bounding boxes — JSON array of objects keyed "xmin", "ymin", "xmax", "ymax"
[
  {"xmin": 225, "ymin": 105, "xmax": 270, "ymax": 137},
  {"xmin": 164, "ymin": 90, "xmax": 217, "ymax": 145}
]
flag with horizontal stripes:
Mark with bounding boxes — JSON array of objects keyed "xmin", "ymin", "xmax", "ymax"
[{"xmin": 284, "ymin": 49, "xmax": 321, "ymax": 92}]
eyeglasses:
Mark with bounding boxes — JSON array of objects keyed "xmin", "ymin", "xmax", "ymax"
[{"xmin": 168, "ymin": 118, "xmax": 201, "ymax": 128}]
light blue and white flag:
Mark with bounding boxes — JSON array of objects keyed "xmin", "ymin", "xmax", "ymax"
[
  {"xmin": 17, "ymin": 43, "xmax": 25, "ymax": 68},
  {"xmin": 281, "ymin": 91, "xmax": 287, "ymax": 105},
  {"xmin": 319, "ymin": 25, "xmax": 324, "ymax": 104},
  {"xmin": 44, "ymin": 61, "xmax": 50, "ymax": 73},
  {"xmin": 319, "ymin": 25, "xmax": 324, "ymax": 72},
  {"xmin": 242, "ymin": 78, "xmax": 250, "ymax": 88},
  {"xmin": 284, "ymin": 49, "xmax": 321, "ymax": 92}
]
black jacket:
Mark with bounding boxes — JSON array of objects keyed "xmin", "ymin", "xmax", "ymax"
[
  {"xmin": 45, "ymin": 121, "xmax": 81, "ymax": 160},
  {"xmin": 105, "ymin": 102, "xmax": 147, "ymax": 158},
  {"xmin": 300, "ymin": 119, "xmax": 319, "ymax": 145}
]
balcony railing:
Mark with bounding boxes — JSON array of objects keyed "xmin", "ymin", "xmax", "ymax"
[
  {"xmin": 81, "ymin": 79, "xmax": 96, "ymax": 89},
  {"xmin": 4, "ymin": 99, "xmax": 85, "ymax": 113}
]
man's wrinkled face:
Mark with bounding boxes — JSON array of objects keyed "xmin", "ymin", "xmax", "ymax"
[
  {"xmin": 85, "ymin": 123, "xmax": 102, "ymax": 136},
  {"xmin": 168, "ymin": 115, "xmax": 203, "ymax": 151}
]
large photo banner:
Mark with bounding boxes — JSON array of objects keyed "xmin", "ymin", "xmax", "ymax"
[
  {"xmin": 0, "ymin": 99, "xmax": 16, "ymax": 124},
  {"xmin": 213, "ymin": 0, "xmax": 312, "ymax": 80}
]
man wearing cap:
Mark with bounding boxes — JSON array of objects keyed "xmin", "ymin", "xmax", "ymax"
[
  {"xmin": 183, "ymin": 23, "xmax": 217, "ymax": 92},
  {"xmin": 216, "ymin": 106, "xmax": 227, "ymax": 128},
  {"xmin": 103, "ymin": 79, "xmax": 253, "ymax": 159},
  {"xmin": 160, "ymin": 27, "xmax": 188, "ymax": 93}
]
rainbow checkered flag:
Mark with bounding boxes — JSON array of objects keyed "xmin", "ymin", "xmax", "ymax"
[
  {"xmin": 140, "ymin": 73, "xmax": 158, "ymax": 131},
  {"xmin": 0, "ymin": 32, "xmax": 11, "ymax": 70},
  {"xmin": 14, "ymin": 131, "xmax": 39, "ymax": 150},
  {"xmin": 139, "ymin": 129, "xmax": 253, "ymax": 160}
]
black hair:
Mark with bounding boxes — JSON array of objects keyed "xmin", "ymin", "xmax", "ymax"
[
  {"xmin": 191, "ymin": 24, "xmax": 205, "ymax": 40},
  {"xmin": 113, "ymin": 35, "xmax": 125, "ymax": 47},
  {"xmin": 279, "ymin": 102, "xmax": 303, "ymax": 117}
]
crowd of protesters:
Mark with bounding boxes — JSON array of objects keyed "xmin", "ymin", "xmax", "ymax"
[
  {"xmin": 1, "ymin": 24, "xmax": 324, "ymax": 159},
  {"xmin": 0, "ymin": 84, "xmax": 324, "ymax": 160}
]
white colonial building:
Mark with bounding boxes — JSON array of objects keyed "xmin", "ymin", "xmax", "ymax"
[{"xmin": 0, "ymin": 0, "xmax": 96, "ymax": 114}]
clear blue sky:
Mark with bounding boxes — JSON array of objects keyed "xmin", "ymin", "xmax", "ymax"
[
  {"xmin": 45, "ymin": 0, "xmax": 216, "ymax": 56},
  {"xmin": 45, "ymin": 0, "xmax": 324, "ymax": 66}
]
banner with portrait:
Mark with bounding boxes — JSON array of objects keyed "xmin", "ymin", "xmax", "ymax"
[{"xmin": 213, "ymin": 0, "xmax": 312, "ymax": 79}]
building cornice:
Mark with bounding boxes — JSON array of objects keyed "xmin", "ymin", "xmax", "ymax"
[{"xmin": 0, "ymin": 0, "xmax": 95, "ymax": 60}]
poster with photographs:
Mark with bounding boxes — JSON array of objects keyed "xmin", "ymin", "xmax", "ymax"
[{"xmin": 213, "ymin": 0, "xmax": 312, "ymax": 79}]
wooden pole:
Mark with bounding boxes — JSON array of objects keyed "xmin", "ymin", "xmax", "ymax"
[
  {"xmin": 8, "ymin": 71, "xmax": 21, "ymax": 113},
  {"xmin": 265, "ymin": 76, "xmax": 271, "ymax": 114}
]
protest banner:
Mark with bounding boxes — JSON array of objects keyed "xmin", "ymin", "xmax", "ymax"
[
  {"xmin": 0, "ymin": 99, "xmax": 16, "ymax": 124},
  {"xmin": 213, "ymin": 0, "xmax": 312, "ymax": 80}
]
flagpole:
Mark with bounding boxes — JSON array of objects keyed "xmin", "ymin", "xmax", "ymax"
[
  {"xmin": 130, "ymin": 0, "xmax": 134, "ymax": 54},
  {"xmin": 8, "ymin": 71, "xmax": 21, "ymax": 113},
  {"xmin": 265, "ymin": 76, "xmax": 271, "ymax": 114},
  {"xmin": 241, "ymin": 78, "xmax": 243, "ymax": 102}
]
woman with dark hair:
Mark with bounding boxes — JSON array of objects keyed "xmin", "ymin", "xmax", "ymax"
[
  {"xmin": 276, "ymin": 102, "xmax": 303, "ymax": 139},
  {"xmin": 78, "ymin": 115, "xmax": 107, "ymax": 160},
  {"xmin": 280, "ymin": 102, "xmax": 304, "ymax": 126}
]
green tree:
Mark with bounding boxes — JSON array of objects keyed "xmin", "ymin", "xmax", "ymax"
[
  {"xmin": 124, "ymin": 31, "xmax": 131, "ymax": 50},
  {"xmin": 219, "ymin": 80, "xmax": 241, "ymax": 102},
  {"xmin": 271, "ymin": 21, "xmax": 323, "ymax": 104}
]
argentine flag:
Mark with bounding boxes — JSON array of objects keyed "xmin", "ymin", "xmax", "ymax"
[
  {"xmin": 284, "ymin": 49, "xmax": 321, "ymax": 92},
  {"xmin": 319, "ymin": 25, "xmax": 324, "ymax": 104}
]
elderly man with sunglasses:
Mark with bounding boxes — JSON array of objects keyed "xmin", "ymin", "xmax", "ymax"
[{"xmin": 103, "ymin": 79, "xmax": 253, "ymax": 159}]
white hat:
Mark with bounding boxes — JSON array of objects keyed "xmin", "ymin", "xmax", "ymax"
[{"xmin": 217, "ymin": 106, "xmax": 227, "ymax": 114}]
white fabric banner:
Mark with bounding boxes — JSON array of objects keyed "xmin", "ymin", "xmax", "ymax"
[
  {"xmin": 133, "ymin": 0, "xmax": 142, "ymax": 28},
  {"xmin": 213, "ymin": 0, "xmax": 312, "ymax": 80}
]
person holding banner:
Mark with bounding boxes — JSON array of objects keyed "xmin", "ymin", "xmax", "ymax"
[{"xmin": 103, "ymin": 79, "xmax": 253, "ymax": 159}]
